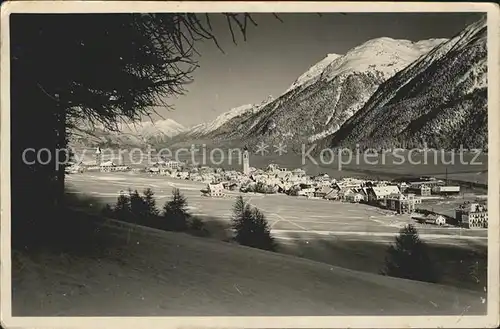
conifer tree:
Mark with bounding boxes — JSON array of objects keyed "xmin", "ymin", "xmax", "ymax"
[
  {"xmin": 114, "ymin": 193, "xmax": 131, "ymax": 219},
  {"xmin": 231, "ymin": 196, "xmax": 276, "ymax": 251},
  {"xmin": 142, "ymin": 188, "xmax": 159, "ymax": 216},
  {"xmin": 129, "ymin": 189, "xmax": 147, "ymax": 219},
  {"xmin": 162, "ymin": 188, "xmax": 190, "ymax": 231},
  {"xmin": 383, "ymin": 224, "xmax": 439, "ymax": 283}
]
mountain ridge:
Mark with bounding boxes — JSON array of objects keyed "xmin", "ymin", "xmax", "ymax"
[
  {"xmin": 186, "ymin": 36, "xmax": 447, "ymax": 149},
  {"xmin": 321, "ymin": 17, "xmax": 487, "ymax": 151}
]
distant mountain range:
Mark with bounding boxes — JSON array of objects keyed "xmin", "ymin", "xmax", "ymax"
[
  {"xmin": 174, "ymin": 36, "xmax": 447, "ymax": 149},
  {"xmin": 71, "ymin": 17, "xmax": 487, "ymax": 152},
  {"xmin": 187, "ymin": 95, "xmax": 275, "ymax": 138},
  {"xmin": 321, "ymin": 17, "xmax": 487, "ymax": 151},
  {"xmin": 69, "ymin": 118, "xmax": 187, "ymax": 148}
]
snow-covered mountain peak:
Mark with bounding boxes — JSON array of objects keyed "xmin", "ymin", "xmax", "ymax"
[
  {"xmin": 285, "ymin": 53, "xmax": 342, "ymax": 93},
  {"xmin": 324, "ymin": 17, "xmax": 488, "ymax": 151},
  {"xmin": 187, "ymin": 94, "xmax": 277, "ymax": 137},
  {"xmin": 321, "ymin": 37, "xmax": 447, "ymax": 81},
  {"xmin": 119, "ymin": 118, "xmax": 187, "ymax": 138},
  {"xmin": 188, "ymin": 103, "xmax": 255, "ymax": 136}
]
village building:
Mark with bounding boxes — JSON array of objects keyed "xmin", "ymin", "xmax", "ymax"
[
  {"xmin": 266, "ymin": 163, "xmax": 280, "ymax": 172},
  {"xmin": 96, "ymin": 160, "xmax": 130, "ymax": 172},
  {"xmin": 190, "ymin": 174, "xmax": 203, "ymax": 182},
  {"xmin": 385, "ymin": 193, "xmax": 417, "ymax": 214},
  {"xmin": 427, "ymin": 214, "xmax": 447, "ymax": 226},
  {"xmin": 164, "ymin": 160, "xmax": 182, "ymax": 170},
  {"xmin": 337, "ymin": 187, "xmax": 354, "ymax": 201},
  {"xmin": 160, "ymin": 167, "xmax": 175, "ymax": 176},
  {"xmin": 147, "ymin": 166, "xmax": 160, "ymax": 174},
  {"xmin": 408, "ymin": 179, "xmax": 444, "ymax": 190},
  {"xmin": 277, "ymin": 169, "xmax": 292, "ymax": 179},
  {"xmin": 411, "ymin": 213, "xmax": 447, "ymax": 225},
  {"xmin": 431, "ymin": 185, "xmax": 460, "ymax": 195},
  {"xmin": 297, "ymin": 187, "xmax": 315, "ymax": 198},
  {"xmin": 314, "ymin": 185, "xmax": 334, "ymax": 198},
  {"xmin": 359, "ymin": 187, "xmax": 370, "ymax": 202},
  {"xmin": 292, "ymin": 168, "xmax": 306, "ymax": 178},
  {"xmin": 277, "ymin": 182, "xmax": 294, "ymax": 194},
  {"xmin": 367, "ymin": 185, "xmax": 400, "ymax": 204},
  {"xmin": 222, "ymin": 181, "xmax": 240, "ymax": 191},
  {"xmin": 201, "ymin": 183, "xmax": 226, "ymax": 197},
  {"xmin": 324, "ymin": 189, "xmax": 339, "ymax": 200},
  {"xmin": 85, "ymin": 165, "xmax": 101, "ymax": 171},
  {"xmin": 335, "ymin": 178, "xmax": 364, "ymax": 190},
  {"xmin": 344, "ymin": 191, "xmax": 364, "ymax": 203},
  {"xmin": 455, "ymin": 202, "xmax": 488, "ymax": 228},
  {"xmin": 212, "ymin": 174, "xmax": 224, "ymax": 183},
  {"xmin": 199, "ymin": 166, "xmax": 214, "ymax": 174},
  {"xmin": 288, "ymin": 173, "xmax": 308, "ymax": 184},
  {"xmin": 373, "ymin": 180, "xmax": 391, "ymax": 187},
  {"xmin": 397, "ymin": 182, "xmax": 409, "ymax": 193},
  {"xmin": 407, "ymin": 184, "xmax": 431, "ymax": 196},
  {"xmin": 313, "ymin": 173, "xmax": 330, "ymax": 182}
]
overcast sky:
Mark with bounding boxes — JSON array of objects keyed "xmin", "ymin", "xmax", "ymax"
[{"xmin": 155, "ymin": 12, "xmax": 484, "ymax": 127}]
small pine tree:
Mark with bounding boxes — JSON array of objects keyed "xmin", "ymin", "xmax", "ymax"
[
  {"xmin": 142, "ymin": 188, "xmax": 159, "ymax": 216},
  {"xmin": 231, "ymin": 196, "xmax": 276, "ymax": 251},
  {"xmin": 188, "ymin": 217, "xmax": 209, "ymax": 237},
  {"xmin": 129, "ymin": 189, "xmax": 148, "ymax": 219},
  {"xmin": 189, "ymin": 217, "xmax": 205, "ymax": 231},
  {"xmin": 383, "ymin": 224, "xmax": 439, "ymax": 283},
  {"xmin": 114, "ymin": 193, "xmax": 131, "ymax": 219},
  {"xmin": 162, "ymin": 188, "xmax": 190, "ymax": 231},
  {"xmin": 231, "ymin": 195, "xmax": 254, "ymax": 238},
  {"xmin": 249, "ymin": 207, "xmax": 277, "ymax": 251}
]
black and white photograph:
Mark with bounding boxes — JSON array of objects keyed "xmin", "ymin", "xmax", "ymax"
[{"xmin": 1, "ymin": 1, "xmax": 499, "ymax": 328}]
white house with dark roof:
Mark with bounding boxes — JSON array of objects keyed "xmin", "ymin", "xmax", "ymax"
[
  {"xmin": 367, "ymin": 186, "xmax": 400, "ymax": 203},
  {"xmin": 201, "ymin": 183, "xmax": 225, "ymax": 197}
]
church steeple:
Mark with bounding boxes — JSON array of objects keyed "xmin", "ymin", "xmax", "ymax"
[
  {"xmin": 242, "ymin": 146, "xmax": 250, "ymax": 175},
  {"xmin": 95, "ymin": 146, "xmax": 102, "ymax": 165}
]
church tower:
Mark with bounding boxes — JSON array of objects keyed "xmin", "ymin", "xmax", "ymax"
[
  {"xmin": 95, "ymin": 146, "xmax": 102, "ymax": 166},
  {"xmin": 242, "ymin": 146, "xmax": 250, "ymax": 175}
]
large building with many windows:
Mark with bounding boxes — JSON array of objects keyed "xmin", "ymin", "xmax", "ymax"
[
  {"xmin": 386, "ymin": 193, "xmax": 417, "ymax": 214},
  {"xmin": 455, "ymin": 202, "xmax": 488, "ymax": 228}
]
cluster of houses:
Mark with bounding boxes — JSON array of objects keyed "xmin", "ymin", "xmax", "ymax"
[
  {"xmin": 153, "ymin": 162, "xmax": 431, "ymax": 215},
  {"xmin": 66, "ymin": 148, "xmax": 488, "ymax": 229},
  {"xmin": 83, "ymin": 160, "xmax": 130, "ymax": 172},
  {"xmin": 398, "ymin": 178, "xmax": 461, "ymax": 196},
  {"xmin": 75, "ymin": 155, "xmax": 465, "ymax": 219}
]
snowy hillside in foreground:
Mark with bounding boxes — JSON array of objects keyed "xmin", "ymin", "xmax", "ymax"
[
  {"xmin": 325, "ymin": 17, "xmax": 487, "ymax": 150},
  {"xmin": 204, "ymin": 37, "xmax": 446, "ymax": 147},
  {"xmin": 12, "ymin": 216, "xmax": 485, "ymax": 316}
]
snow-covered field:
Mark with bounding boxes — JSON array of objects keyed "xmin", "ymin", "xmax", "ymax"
[
  {"xmin": 59, "ymin": 172, "xmax": 489, "ymax": 292},
  {"xmin": 12, "ymin": 216, "xmax": 486, "ymax": 316},
  {"xmin": 65, "ymin": 172, "xmax": 487, "ymax": 246}
]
